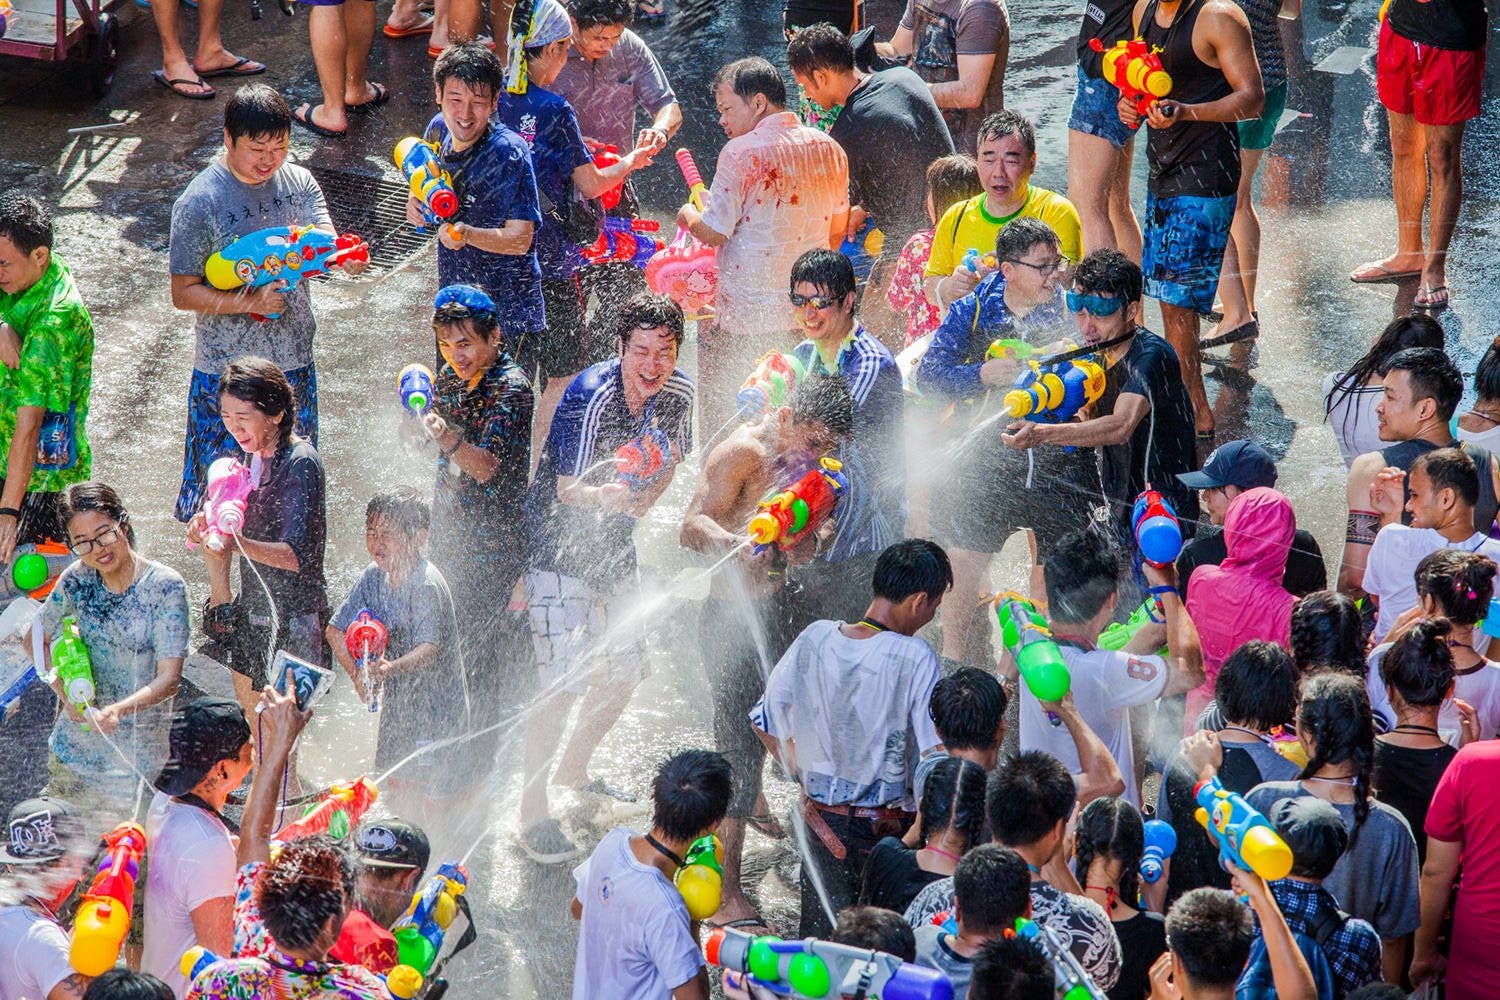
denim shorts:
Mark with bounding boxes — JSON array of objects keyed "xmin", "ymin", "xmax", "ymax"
[
  {"xmin": 1142, "ymin": 190, "xmax": 1237, "ymax": 313},
  {"xmin": 1067, "ymin": 65, "xmax": 1133, "ymax": 150}
]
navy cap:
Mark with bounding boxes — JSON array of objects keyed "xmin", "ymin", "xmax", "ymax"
[
  {"xmin": 0, "ymin": 796, "xmax": 85, "ymax": 865},
  {"xmin": 1271, "ymin": 796, "xmax": 1348, "ymax": 881},
  {"xmin": 1177, "ymin": 440, "xmax": 1279, "ymax": 491},
  {"xmin": 154, "ymin": 697, "xmax": 251, "ymax": 797},
  {"xmin": 354, "ymin": 818, "xmax": 431, "ymax": 872}
]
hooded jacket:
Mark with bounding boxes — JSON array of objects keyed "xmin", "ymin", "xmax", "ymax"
[{"xmin": 1184, "ymin": 487, "xmax": 1298, "ymax": 723}]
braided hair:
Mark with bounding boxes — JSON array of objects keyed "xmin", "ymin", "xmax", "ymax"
[
  {"xmin": 1074, "ymin": 796, "xmax": 1144, "ymax": 910},
  {"xmin": 1296, "ymin": 672, "xmax": 1376, "ymax": 847},
  {"xmin": 918, "ymin": 756, "xmax": 988, "ymax": 851}
]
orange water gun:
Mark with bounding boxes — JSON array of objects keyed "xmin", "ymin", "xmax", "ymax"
[
  {"xmin": 1090, "ymin": 38, "xmax": 1173, "ymax": 126},
  {"xmin": 273, "ymin": 776, "xmax": 379, "ymax": 843},
  {"xmin": 70, "ymin": 822, "xmax": 147, "ymax": 975},
  {"xmin": 747, "ymin": 458, "xmax": 847, "ymax": 554}
]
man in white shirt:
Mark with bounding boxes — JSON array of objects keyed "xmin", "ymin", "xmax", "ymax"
[
  {"xmin": 1019, "ymin": 529, "xmax": 1204, "ymax": 806},
  {"xmin": 676, "ymin": 55, "xmax": 849, "ymax": 435},
  {"xmin": 142, "ymin": 697, "xmax": 253, "ymax": 998},
  {"xmin": 1364, "ymin": 447, "xmax": 1500, "ymax": 642},
  {"xmin": 750, "ymin": 538, "xmax": 947, "ymax": 937},
  {"xmin": 0, "ymin": 796, "xmax": 91, "ymax": 1000}
]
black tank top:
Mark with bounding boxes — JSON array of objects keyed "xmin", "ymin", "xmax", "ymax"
[
  {"xmin": 1139, "ymin": 0, "xmax": 1240, "ymax": 199},
  {"xmin": 1379, "ymin": 438, "xmax": 1439, "ymax": 526},
  {"xmin": 1077, "ymin": 0, "xmax": 1138, "ymax": 79}
]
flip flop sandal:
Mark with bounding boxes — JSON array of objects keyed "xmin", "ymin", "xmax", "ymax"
[
  {"xmin": 347, "ymin": 82, "xmax": 390, "ymax": 113},
  {"xmin": 705, "ymin": 917, "xmax": 773, "ymax": 934},
  {"xmin": 1200, "ymin": 319, "xmax": 1259, "ymax": 350},
  {"xmin": 1415, "ymin": 285, "xmax": 1450, "ymax": 311},
  {"xmin": 383, "ymin": 14, "xmax": 433, "ymax": 37},
  {"xmin": 195, "ymin": 56, "xmax": 266, "ymax": 78},
  {"xmin": 1350, "ymin": 260, "xmax": 1423, "ymax": 284},
  {"xmin": 292, "ymin": 104, "xmax": 346, "ymax": 138},
  {"xmin": 153, "ymin": 70, "xmax": 215, "ymax": 100}
]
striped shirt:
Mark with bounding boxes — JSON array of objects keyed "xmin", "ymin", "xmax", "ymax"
[{"xmin": 793, "ymin": 326, "xmax": 906, "ymax": 562}]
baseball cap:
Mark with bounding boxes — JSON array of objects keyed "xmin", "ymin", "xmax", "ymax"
[
  {"xmin": 154, "ymin": 697, "xmax": 252, "ymax": 797},
  {"xmin": 0, "ymin": 796, "xmax": 85, "ymax": 865},
  {"xmin": 1271, "ymin": 796, "xmax": 1348, "ymax": 881},
  {"xmin": 354, "ymin": 819, "xmax": 431, "ymax": 872},
  {"xmin": 1177, "ymin": 440, "xmax": 1279, "ymax": 491}
]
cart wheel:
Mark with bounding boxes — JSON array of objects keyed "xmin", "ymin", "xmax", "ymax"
[{"xmin": 87, "ymin": 12, "xmax": 119, "ymax": 97}]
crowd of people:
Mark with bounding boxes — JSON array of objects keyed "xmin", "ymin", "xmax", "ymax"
[{"xmin": 0, "ymin": 0, "xmax": 1493, "ymax": 997}]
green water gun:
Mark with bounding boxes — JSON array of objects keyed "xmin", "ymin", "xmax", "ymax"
[
  {"xmin": 51, "ymin": 616, "xmax": 96, "ymax": 728},
  {"xmin": 986, "ymin": 338, "xmax": 1036, "ymax": 361},
  {"xmin": 1098, "ymin": 597, "xmax": 1167, "ymax": 652},
  {"xmin": 994, "ymin": 594, "xmax": 1070, "ymax": 728}
]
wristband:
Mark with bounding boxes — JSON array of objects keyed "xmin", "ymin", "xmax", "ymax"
[
  {"xmin": 1147, "ymin": 585, "xmax": 1177, "ymax": 598},
  {"xmin": 440, "ymin": 438, "xmax": 462, "ymax": 459},
  {"xmin": 0, "ymin": 508, "xmax": 19, "ymax": 520}
]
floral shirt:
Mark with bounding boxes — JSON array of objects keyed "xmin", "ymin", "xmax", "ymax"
[
  {"xmin": 0, "ymin": 255, "xmax": 94, "ymax": 491},
  {"xmin": 233, "ymin": 862, "xmax": 400, "ymax": 975},
  {"xmin": 185, "ymin": 946, "xmax": 387, "ymax": 999},
  {"xmin": 887, "ymin": 230, "xmax": 941, "ymax": 345}
]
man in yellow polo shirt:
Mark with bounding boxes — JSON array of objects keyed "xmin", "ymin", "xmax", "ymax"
[{"xmin": 924, "ymin": 110, "xmax": 1082, "ymax": 313}]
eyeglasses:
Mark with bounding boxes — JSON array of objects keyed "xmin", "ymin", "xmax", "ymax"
[
  {"xmin": 69, "ymin": 525, "xmax": 124, "ymax": 556},
  {"xmin": 1007, "ymin": 257, "xmax": 1067, "ymax": 277},
  {"xmin": 1065, "ymin": 290, "xmax": 1127, "ymax": 317},
  {"xmin": 433, "ymin": 284, "xmax": 496, "ymax": 318},
  {"xmin": 789, "ymin": 292, "xmax": 840, "ymax": 310}
]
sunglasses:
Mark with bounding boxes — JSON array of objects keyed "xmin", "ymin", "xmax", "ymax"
[
  {"xmin": 1065, "ymin": 290, "xmax": 1127, "ymax": 317},
  {"xmin": 433, "ymin": 284, "xmax": 497, "ymax": 318},
  {"xmin": 789, "ymin": 292, "xmax": 840, "ymax": 310}
]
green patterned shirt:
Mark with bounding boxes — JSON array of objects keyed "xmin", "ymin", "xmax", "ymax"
[{"xmin": 0, "ymin": 256, "xmax": 93, "ymax": 492}]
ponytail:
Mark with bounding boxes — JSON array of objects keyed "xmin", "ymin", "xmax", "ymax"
[{"xmin": 1074, "ymin": 796, "xmax": 1144, "ymax": 908}]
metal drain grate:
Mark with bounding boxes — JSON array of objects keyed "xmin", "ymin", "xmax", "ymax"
[{"xmin": 307, "ymin": 167, "xmax": 432, "ymax": 278}]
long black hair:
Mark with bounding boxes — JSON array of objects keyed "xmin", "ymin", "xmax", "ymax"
[
  {"xmin": 1325, "ymin": 314, "xmax": 1445, "ymax": 424},
  {"xmin": 1381, "ymin": 617, "xmax": 1455, "ymax": 708},
  {"xmin": 1074, "ymin": 796, "xmax": 1144, "ymax": 909},
  {"xmin": 1415, "ymin": 548, "xmax": 1497, "ymax": 626},
  {"xmin": 1290, "ymin": 591, "xmax": 1366, "ymax": 678},
  {"xmin": 918, "ymin": 756, "xmax": 988, "ymax": 851},
  {"xmin": 1296, "ymin": 672, "xmax": 1376, "ymax": 846}
]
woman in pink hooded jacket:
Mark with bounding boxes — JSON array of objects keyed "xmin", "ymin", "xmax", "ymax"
[{"xmin": 1184, "ymin": 487, "xmax": 1298, "ymax": 726}]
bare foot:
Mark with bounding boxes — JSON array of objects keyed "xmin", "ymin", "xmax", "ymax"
[{"xmin": 709, "ymin": 892, "xmax": 768, "ymax": 930}]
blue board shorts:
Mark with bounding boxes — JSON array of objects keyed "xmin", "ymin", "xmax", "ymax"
[
  {"xmin": 1067, "ymin": 65, "xmax": 1133, "ymax": 150},
  {"xmin": 1142, "ymin": 191, "xmax": 1237, "ymax": 314},
  {"xmin": 175, "ymin": 364, "xmax": 320, "ymax": 523}
]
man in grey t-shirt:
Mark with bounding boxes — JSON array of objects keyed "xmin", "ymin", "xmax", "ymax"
[{"xmin": 167, "ymin": 85, "xmax": 364, "ymax": 522}]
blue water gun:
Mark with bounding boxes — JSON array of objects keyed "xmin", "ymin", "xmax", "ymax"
[
  {"xmin": 393, "ymin": 861, "xmax": 468, "ymax": 976},
  {"xmin": 581, "ymin": 216, "xmax": 664, "ymax": 269},
  {"xmin": 706, "ymin": 925, "xmax": 953, "ymax": 1000},
  {"xmin": 398, "ymin": 363, "xmax": 436, "ymax": 417},
  {"xmin": 1140, "ymin": 819, "xmax": 1177, "ymax": 884},
  {"xmin": 840, "ymin": 216, "xmax": 885, "ymax": 283},
  {"xmin": 394, "ymin": 137, "xmax": 459, "ymax": 230},
  {"xmin": 1192, "ymin": 776, "xmax": 1294, "ymax": 881},
  {"xmin": 1003, "ymin": 355, "xmax": 1106, "ymax": 424},
  {"xmin": 204, "ymin": 224, "xmax": 369, "ymax": 320},
  {"xmin": 961, "ymin": 247, "xmax": 997, "ymax": 274}
]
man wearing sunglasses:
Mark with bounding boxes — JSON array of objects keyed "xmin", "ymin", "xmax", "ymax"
[
  {"xmin": 916, "ymin": 218, "xmax": 1093, "ymax": 668},
  {"xmin": 1000, "ymin": 248, "xmax": 1198, "ymax": 565}
]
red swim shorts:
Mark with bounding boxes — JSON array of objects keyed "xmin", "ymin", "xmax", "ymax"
[{"xmin": 1376, "ymin": 18, "xmax": 1485, "ymax": 126}]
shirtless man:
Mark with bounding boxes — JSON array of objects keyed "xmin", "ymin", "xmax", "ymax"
[{"xmin": 679, "ymin": 373, "xmax": 854, "ymax": 929}]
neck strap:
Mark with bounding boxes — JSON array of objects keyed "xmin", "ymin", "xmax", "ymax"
[{"xmin": 644, "ymin": 832, "xmax": 683, "ymax": 869}]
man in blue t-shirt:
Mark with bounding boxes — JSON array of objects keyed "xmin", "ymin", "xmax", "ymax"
[
  {"xmin": 411, "ymin": 43, "xmax": 545, "ymax": 368},
  {"xmin": 496, "ymin": 0, "xmax": 658, "ymax": 458},
  {"xmin": 518, "ymin": 291, "xmax": 694, "ymax": 864}
]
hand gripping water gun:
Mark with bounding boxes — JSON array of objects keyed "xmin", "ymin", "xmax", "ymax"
[
  {"xmin": 645, "ymin": 149, "xmax": 718, "ymax": 319},
  {"xmin": 1097, "ymin": 597, "xmax": 1168, "ymax": 653},
  {"xmin": 1132, "ymin": 489, "xmax": 1182, "ymax": 568},
  {"xmin": 994, "ymin": 595, "xmax": 1069, "ymax": 727},
  {"xmin": 49, "ymin": 616, "xmax": 95, "ymax": 727},
  {"xmin": 70, "ymin": 822, "xmax": 147, "ymax": 976},
  {"xmin": 188, "ymin": 456, "xmax": 255, "ymax": 553},
  {"xmin": 985, "ymin": 338, "xmax": 1036, "ymax": 361},
  {"xmin": 1004, "ymin": 356, "xmax": 1106, "ymax": 424},
  {"xmin": 705, "ymin": 926, "xmax": 954, "ymax": 1000},
  {"xmin": 747, "ymin": 457, "xmax": 848, "ymax": 554},
  {"xmin": 581, "ymin": 216, "xmax": 664, "ymax": 269},
  {"xmin": 1193, "ymin": 776, "xmax": 1294, "ymax": 882},
  {"xmin": 346, "ymin": 610, "xmax": 390, "ymax": 713},
  {"xmin": 736, "ymin": 351, "xmax": 807, "ymax": 419},
  {"xmin": 274, "ymin": 776, "xmax": 380, "ymax": 844},
  {"xmin": 393, "ymin": 861, "xmax": 468, "ymax": 975},
  {"xmin": 399, "ymin": 363, "xmax": 436, "ymax": 417},
  {"xmin": 840, "ymin": 216, "xmax": 885, "ymax": 283},
  {"xmin": 1088, "ymin": 38, "xmax": 1173, "ymax": 127},
  {"xmin": 591, "ymin": 144, "xmax": 625, "ymax": 211},
  {"xmin": 395, "ymin": 137, "xmax": 460, "ymax": 227},
  {"xmin": 1140, "ymin": 819, "xmax": 1177, "ymax": 885},
  {"xmin": 1015, "ymin": 918, "xmax": 1106, "ymax": 1000},
  {"xmin": 182, "ymin": 946, "xmax": 424, "ymax": 999},
  {"xmin": 676, "ymin": 834, "xmax": 723, "ymax": 920},
  {"xmin": 616, "ymin": 427, "xmax": 672, "ymax": 490},
  {"xmin": 204, "ymin": 224, "xmax": 369, "ymax": 320}
]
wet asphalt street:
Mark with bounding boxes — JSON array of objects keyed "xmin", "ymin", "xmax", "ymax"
[{"xmin": 2, "ymin": 0, "xmax": 1500, "ymax": 993}]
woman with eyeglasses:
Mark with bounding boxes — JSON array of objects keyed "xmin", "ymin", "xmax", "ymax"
[
  {"xmin": 26, "ymin": 481, "xmax": 190, "ymax": 807},
  {"xmin": 189, "ymin": 356, "xmax": 327, "ymax": 717}
]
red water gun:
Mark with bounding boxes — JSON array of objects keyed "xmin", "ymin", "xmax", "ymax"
[
  {"xmin": 616, "ymin": 427, "xmax": 671, "ymax": 490},
  {"xmin": 581, "ymin": 217, "xmax": 663, "ymax": 269},
  {"xmin": 70, "ymin": 822, "xmax": 147, "ymax": 976},
  {"xmin": 592, "ymin": 143, "xmax": 625, "ymax": 211},
  {"xmin": 1090, "ymin": 38, "xmax": 1173, "ymax": 126},
  {"xmin": 747, "ymin": 458, "xmax": 848, "ymax": 554},
  {"xmin": 273, "ymin": 776, "xmax": 379, "ymax": 843},
  {"xmin": 345, "ymin": 610, "xmax": 390, "ymax": 712}
]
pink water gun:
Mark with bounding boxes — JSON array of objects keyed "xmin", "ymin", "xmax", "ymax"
[
  {"xmin": 645, "ymin": 149, "xmax": 718, "ymax": 320},
  {"xmin": 189, "ymin": 457, "xmax": 256, "ymax": 553}
]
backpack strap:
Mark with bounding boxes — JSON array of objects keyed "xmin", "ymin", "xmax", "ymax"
[{"xmin": 1307, "ymin": 905, "xmax": 1351, "ymax": 950}]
